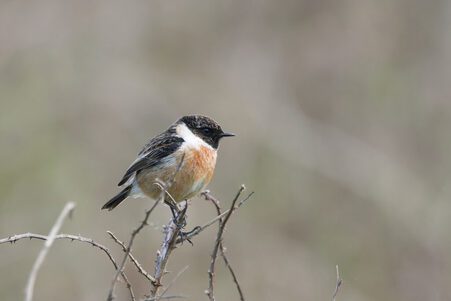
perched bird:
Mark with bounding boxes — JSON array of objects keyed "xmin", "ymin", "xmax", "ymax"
[{"xmin": 102, "ymin": 115, "xmax": 234, "ymax": 211}]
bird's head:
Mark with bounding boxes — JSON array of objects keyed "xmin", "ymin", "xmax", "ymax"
[{"xmin": 177, "ymin": 115, "xmax": 235, "ymax": 149}]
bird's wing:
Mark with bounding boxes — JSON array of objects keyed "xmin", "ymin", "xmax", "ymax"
[{"xmin": 117, "ymin": 135, "xmax": 184, "ymax": 186}]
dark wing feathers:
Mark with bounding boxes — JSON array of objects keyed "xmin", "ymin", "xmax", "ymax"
[
  {"xmin": 117, "ymin": 135, "xmax": 184, "ymax": 186},
  {"xmin": 117, "ymin": 158, "xmax": 157, "ymax": 186}
]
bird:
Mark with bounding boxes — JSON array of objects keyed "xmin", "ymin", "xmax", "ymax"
[{"xmin": 102, "ymin": 115, "xmax": 235, "ymax": 212}]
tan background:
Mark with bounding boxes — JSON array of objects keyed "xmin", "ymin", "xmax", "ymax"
[{"xmin": 1, "ymin": 1, "xmax": 451, "ymax": 300}]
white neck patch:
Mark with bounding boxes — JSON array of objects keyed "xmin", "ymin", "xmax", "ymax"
[{"xmin": 176, "ymin": 123, "xmax": 214, "ymax": 150}]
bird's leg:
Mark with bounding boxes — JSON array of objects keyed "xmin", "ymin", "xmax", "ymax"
[
  {"xmin": 164, "ymin": 199, "xmax": 199, "ymax": 243},
  {"xmin": 164, "ymin": 199, "xmax": 180, "ymax": 220},
  {"xmin": 168, "ymin": 200, "xmax": 196, "ymax": 245},
  {"xmin": 176, "ymin": 200, "xmax": 205, "ymax": 245},
  {"xmin": 164, "ymin": 199, "xmax": 188, "ymax": 230},
  {"xmin": 163, "ymin": 199, "xmax": 189, "ymax": 244},
  {"xmin": 162, "ymin": 199, "xmax": 196, "ymax": 245}
]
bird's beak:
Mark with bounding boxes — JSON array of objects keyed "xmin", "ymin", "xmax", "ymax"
[{"xmin": 220, "ymin": 132, "xmax": 235, "ymax": 138}]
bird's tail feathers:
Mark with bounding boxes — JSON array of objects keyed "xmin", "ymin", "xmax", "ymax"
[{"xmin": 102, "ymin": 185, "xmax": 132, "ymax": 211}]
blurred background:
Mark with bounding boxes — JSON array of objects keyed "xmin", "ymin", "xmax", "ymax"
[{"xmin": 1, "ymin": 0, "xmax": 451, "ymax": 300}]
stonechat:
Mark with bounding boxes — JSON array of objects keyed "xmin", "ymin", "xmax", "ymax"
[{"xmin": 102, "ymin": 115, "xmax": 234, "ymax": 211}]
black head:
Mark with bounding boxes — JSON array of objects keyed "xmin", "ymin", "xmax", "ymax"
[{"xmin": 179, "ymin": 115, "xmax": 234, "ymax": 149}]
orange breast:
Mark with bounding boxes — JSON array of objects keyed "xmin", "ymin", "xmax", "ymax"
[
  {"xmin": 185, "ymin": 145, "xmax": 216, "ymax": 183},
  {"xmin": 137, "ymin": 145, "xmax": 217, "ymax": 202},
  {"xmin": 169, "ymin": 145, "xmax": 217, "ymax": 201}
]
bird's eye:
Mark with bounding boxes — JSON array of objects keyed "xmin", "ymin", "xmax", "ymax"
[{"xmin": 202, "ymin": 128, "xmax": 211, "ymax": 134}]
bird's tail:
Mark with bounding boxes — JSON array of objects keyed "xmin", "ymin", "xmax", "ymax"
[{"xmin": 102, "ymin": 185, "xmax": 132, "ymax": 211}]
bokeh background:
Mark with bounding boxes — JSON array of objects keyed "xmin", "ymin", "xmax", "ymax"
[{"xmin": 1, "ymin": 1, "xmax": 451, "ymax": 300}]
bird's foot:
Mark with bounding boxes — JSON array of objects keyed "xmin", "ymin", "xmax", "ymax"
[{"xmin": 177, "ymin": 226, "xmax": 201, "ymax": 245}]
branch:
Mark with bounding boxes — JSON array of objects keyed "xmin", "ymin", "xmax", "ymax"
[
  {"xmin": 206, "ymin": 185, "xmax": 246, "ymax": 301},
  {"xmin": 146, "ymin": 296, "xmax": 187, "ymax": 300},
  {"xmin": 0, "ymin": 233, "xmax": 135, "ymax": 301},
  {"xmin": 148, "ymin": 265, "xmax": 188, "ymax": 301},
  {"xmin": 24, "ymin": 202, "xmax": 75, "ymax": 301},
  {"xmin": 203, "ymin": 191, "xmax": 245, "ymax": 301},
  {"xmin": 106, "ymin": 196, "xmax": 161, "ymax": 301},
  {"xmin": 1, "ymin": 181, "xmax": 250, "ymax": 301},
  {"xmin": 219, "ymin": 247, "xmax": 244, "ymax": 301},
  {"xmin": 149, "ymin": 205, "xmax": 187, "ymax": 298},
  {"xmin": 332, "ymin": 265, "xmax": 342, "ymax": 301},
  {"xmin": 107, "ymin": 231, "xmax": 156, "ymax": 283},
  {"xmin": 176, "ymin": 191, "xmax": 254, "ymax": 244}
]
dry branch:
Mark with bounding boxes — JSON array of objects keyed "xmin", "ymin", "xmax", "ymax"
[
  {"xmin": 0, "ymin": 232, "xmax": 135, "ymax": 301},
  {"xmin": 206, "ymin": 185, "xmax": 246, "ymax": 301},
  {"xmin": 106, "ymin": 196, "xmax": 161, "ymax": 301},
  {"xmin": 176, "ymin": 190, "xmax": 253, "ymax": 244},
  {"xmin": 202, "ymin": 191, "xmax": 245, "ymax": 301},
  {"xmin": 149, "ymin": 205, "xmax": 187, "ymax": 298},
  {"xmin": 146, "ymin": 296, "xmax": 187, "ymax": 300},
  {"xmin": 148, "ymin": 265, "xmax": 188, "ymax": 301},
  {"xmin": 1, "ymin": 179, "xmax": 251, "ymax": 301},
  {"xmin": 24, "ymin": 202, "xmax": 75, "ymax": 301},
  {"xmin": 107, "ymin": 231, "xmax": 155, "ymax": 283},
  {"xmin": 332, "ymin": 265, "xmax": 342, "ymax": 301}
]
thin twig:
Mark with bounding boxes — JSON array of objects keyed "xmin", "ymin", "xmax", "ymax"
[
  {"xmin": 332, "ymin": 265, "xmax": 342, "ymax": 301},
  {"xmin": 201, "ymin": 190, "xmax": 221, "ymax": 209},
  {"xmin": 150, "ymin": 205, "xmax": 187, "ymax": 298},
  {"xmin": 154, "ymin": 182, "xmax": 177, "ymax": 208},
  {"xmin": 24, "ymin": 202, "xmax": 75, "ymax": 301},
  {"xmin": 0, "ymin": 233, "xmax": 135, "ymax": 301},
  {"xmin": 206, "ymin": 185, "xmax": 246, "ymax": 301},
  {"xmin": 106, "ymin": 196, "xmax": 161, "ymax": 301},
  {"xmin": 107, "ymin": 154, "xmax": 185, "ymax": 301},
  {"xmin": 176, "ymin": 191, "xmax": 254, "ymax": 244},
  {"xmin": 146, "ymin": 296, "xmax": 187, "ymax": 300},
  {"xmin": 219, "ymin": 248, "xmax": 244, "ymax": 301},
  {"xmin": 149, "ymin": 265, "xmax": 188, "ymax": 301},
  {"xmin": 107, "ymin": 231, "xmax": 156, "ymax": 283},
  {"xmin": 2, "ymin": 234, "xmax": 121, "ymax": 273},
  {"xmin": 203, "ymin": 192, "xmax": 245, "ymax": 301}
]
